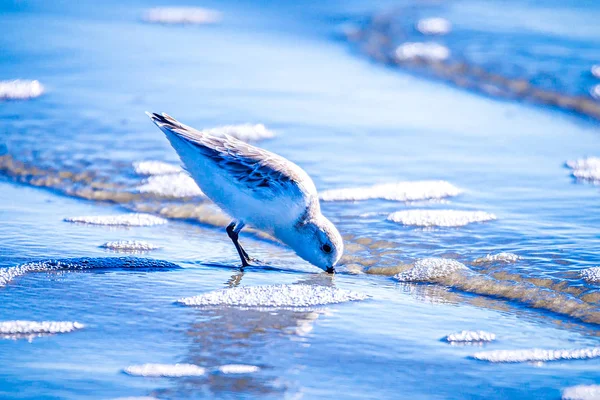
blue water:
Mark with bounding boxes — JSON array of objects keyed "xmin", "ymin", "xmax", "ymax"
[{"xmin": 2, "ymin": 0, "xmax": 600, "ymax": 398}]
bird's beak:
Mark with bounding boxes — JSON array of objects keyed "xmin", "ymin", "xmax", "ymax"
[{"xmin": 326, "ymin": 267, "xmax": 335, "ymax": 274}]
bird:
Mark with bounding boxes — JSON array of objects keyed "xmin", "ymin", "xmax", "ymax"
[{"xmin": 146, "ymin": 112, "xmax": 343, "ymax": 273}]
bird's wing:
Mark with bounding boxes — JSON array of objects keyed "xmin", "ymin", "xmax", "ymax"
[{"xmin": 146, "ymin": 112, "xmax": 318, "ymax": 202}]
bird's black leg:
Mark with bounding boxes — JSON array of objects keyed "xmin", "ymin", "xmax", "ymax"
[{"xmin": 226, "ymin": 221, "xmax": 251, "ymax": 267}]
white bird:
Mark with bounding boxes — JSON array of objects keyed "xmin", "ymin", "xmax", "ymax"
[{"xmin": 146, "ymin": 112, "xmax": 343, "ymax": 273}]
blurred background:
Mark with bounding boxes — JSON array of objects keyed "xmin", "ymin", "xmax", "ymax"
[{"xmin": 1, "ymin": 0, "xmax": 600, "ymax": 399}]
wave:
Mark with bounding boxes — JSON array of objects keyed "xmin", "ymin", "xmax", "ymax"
[
  {"xmin": 562, "ymin": 385, "xmax": 600, "ymax": 400},
  {"xmin": 124, "ymin": 363, "xmax": 206, "ymax": 377},
  {"xmin": 1, "ymin": 257, "xmax": 180, "ymax": 287},
  {"xmin": 0, "ymin": 321, "xmax": 84, "ymax": 340}
]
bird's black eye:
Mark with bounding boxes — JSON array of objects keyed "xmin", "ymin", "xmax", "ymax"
[{"xmin": 322, "ymin": 244, "xmax": 332, "ymax": 254}]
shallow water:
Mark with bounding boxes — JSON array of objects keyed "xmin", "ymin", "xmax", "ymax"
[{"xmin": 2, "ymin": 0, "xmax": 600, "ymax": 398}]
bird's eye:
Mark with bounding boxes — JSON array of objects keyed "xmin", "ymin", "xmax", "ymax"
[{"xmin": 321, "ymin": 244, "xmax": 332, "ymax": 254}]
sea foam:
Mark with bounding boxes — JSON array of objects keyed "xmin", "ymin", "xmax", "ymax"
[
  {"xmin": 395, "ymin": 258, "xmax": 468, "ymax": 282},
  {"xmin": 136, "ymin": 173, "xmax": 204, "ymax": 198},
  {"xmin": 473, "ymin": 347, "xmax": 600, "ymax": 363},
  {"xmin": 0, "ymin": 321, "xmax": 84, "ymax": 339},
  {"xmin": 320, "ymin": 181, "xmax": 461, "ymax": 202},
  {"xmin": 395, "ymin": 42, "xmax": 450, "ymax": 61},
  {"xmin": 143, "ymin": 7, "xmax": 221, "ymax": 25},
  {"xmin": 566, "ymin": 157, "xmax": 600, "ymax": 183},
  {"xmin": 178, "ymin": 284, "xmax": 368, "ymax": 307},
  {"xmin": 100, "ymin": 241, "xmax": 160, "ymax": 251},
  {"xmin": 216, "ymin": 364, "xmax": 260, "ymax": 374},
  {"xmin": 124, "ymin": 363, "xmax": 206, "ymax": 377},
  {"xmin": 64, "ymin": 213, "xmax": 167, "ymax": 226},
  {"xmin": 445, "ymin": 330, "xmax": 496, "ymax": 343},
  {"xmin": 0, "ymin": 79, "xmax": 44, "ymax": 100},
  {"xmin": 133, "ymin": 161, "xmax": 182, "ymax": 176},
  {"xmin": 416, "ymin": 18, "xmax": 452, "ymax": 35},
  {"xmin": 562, "ymin": 385, "xmax": 600, "ymax": 400},
  {"xmin": 473, "ymin": 253, "xmax": 520, "ymax": 264},
  {"xmin": 387, "ymin": 210, "xmax": 496, "ymax": 227},
  {"xmin": 580, "ymin": 267, "xmax": 600, "ymax": 283}
]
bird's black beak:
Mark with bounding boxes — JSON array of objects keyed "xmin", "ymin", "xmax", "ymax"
[{"xmin": 326, "ymin": 267, "xmax": 335, "ymax": 274}]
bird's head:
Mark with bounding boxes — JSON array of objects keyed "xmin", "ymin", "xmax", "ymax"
[{"xmin": 284, "ymin": 214, "xmax": 343, "ymax": 273}]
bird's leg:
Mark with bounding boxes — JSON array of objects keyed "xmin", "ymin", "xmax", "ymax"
[{"xmin": 226, "ymin": 221, "xmax": 251, "ymax": 267}]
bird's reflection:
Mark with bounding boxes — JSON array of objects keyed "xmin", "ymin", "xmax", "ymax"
[{"xmin": 153, "ymin": 277, "xmax": 332, "ymax": 399}]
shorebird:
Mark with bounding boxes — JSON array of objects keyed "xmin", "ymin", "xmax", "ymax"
[{"xmin": 146, "ymin": 112, "xmax": 343, "ymax": 273}]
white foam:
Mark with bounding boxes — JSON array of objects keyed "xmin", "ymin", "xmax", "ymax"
[
  {"xmin": 136, "ymin": 173, "xmax": 204, "ymax": 198},
  {"xmin": 563, "ymin": 385, "xmax": 600, "ymax": 400},
  {"xmin": 580, "ymin": 267, "xmax": 600, "ymax": 283},
  {"xmin": 445, "ymin": 330, "xmax": 496, "ymax": 343},
  {"xmin": 320, "ymin": 181, "xmax": 461, "ymax": 202},
  {"xmin": 100, "ymin": 241, "xmax": 160, "ymax": 251},
  {"xmin": 64, "ymin": 213, "xmax": 167, "ymax": 226},
  {"xmin": 143, "ymin": 7, "xmax": 221, "ymax": 25},
  {"xmin": 592, "ymin": 85, "xmax": 600, "ymax": 100},
  {"xmin": 473, "ymin": 347, "xmax": 600, "ymax": 363},
  {"xmin": 387, "ymin": 210, "xmax": 496, "ymax": 227},
  {"xmin": 395, "ymin": 258, "xmax": 468, "ymax": 282},
  {"xmin": 593, "ymin": 65, "xmax": 600, "ymax": 79},
  {"xmin": 473, "ymin": 253, "xmax": 520, "ymax": 263},
  {"xmin": 216, "ymin": 364, "xmax": 260, "ymax": 374},
  {"xmin": 416, "ymin": 18, "xmax": 452, "ymax": 35},
  {"xmin": 204, "ymin": 124, "xmax": 275, "ymax": 141},
  {"xmin": 133, "ymin": 161, "xmax": 182, "ymax": 176},
  {"xmin": 566, "ymin": 157, "xmax": 600, "ymax": 183},
  {"xmin": 0, "ymin": 321, "xmax": 84, "ymax": 336},
  {"xmin": 0, "ymin": 80, "xmax": 44, "ymax": 100},
  {"xmin": 124, "ymin": 363, "xmax": 206, "ymax": 377},
  {"xmin": 178, "ymin": 284, "xmax": 368, "ymax": 307},
  {"xmin": 395, "ymin": 42, "xmax": 450, "ymax": 62}
]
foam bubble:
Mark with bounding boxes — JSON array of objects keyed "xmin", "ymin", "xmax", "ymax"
[
  {"xmin": 0, "ymin": 80, "xmax": 44, "ymax": 100},
  {"xmin": 216, "ymin": 364, "xmax": 260, "ymax": 374},
  {"xmin": 445, "ymin": 330, "xmax": 496, "ymax": 343},
  {"xmin": 580, "ymin": 267, "xmax": 600, "ymax": 283},
  {"xmin": 387, "ymin": 210, "xmax": 496, "ymax": 227},
  {"xmin": 562, "ymin": 385, "xmax": 600, "ymax": 400},
  {"xmin": 204, "ymin": 124, "xmax": 275, "ymax": 141},
  {"xmin": 124, "ymin": 363, "xmax": 206, "ymax": 377},
  {"xmin": 566, "ymin": 157, "xmax": 600, "ymax": 183},
  {"xmin": 473, "ymin": 347, "xmax": 600, "ymax": 363},
  {"xmin": 320, "ymin": 181, "xmax": 461, "ymax": 202},
  {"xmin": 416, "ymin": 18, "xmax": 452, "ymax": 35},
  {"xmin": 100, "ymin": 241, "xmax": 160, "ymax": 251},
  {"xmin": 592, "ymin": 85, "xmax": 600, "ymax": 100},
  {"xmin": 64, "ymin": 213, "xmax": 167, "ymax": 226},
  {"xmin": 0, "ymin": 257, "xmax": 179, "ymax": 287},
  {"xmin": 473, "ymin": 253, "xmax": 520, "ymax": 264},
  {"xmin": 136, "ymin": 173, "xmax": 204, "ymax": 198},
  {"xmin": 0, "ymin": 321, "xmax": 84, "ymax": 339},
  {"xmin": 143, "ymin": 7, "xmax": 221, "ymax": 25},
  {"xmin": 593, "ymin": 65, "xmax": 600, "ymax": 79},
  {"xmin": 395, "ymin": 42, "xmax": 450, "ymax": 62},
  {"xmin": 178, "ymin": 284, "xmax": 368, "ymax": 307},
  {"xmin": 133, "ymin": 161, "xmax": 182, "ymax": 175},
  {"xmin": 395, "ymin": 258, "xmax": 468, "ymax": 282}
]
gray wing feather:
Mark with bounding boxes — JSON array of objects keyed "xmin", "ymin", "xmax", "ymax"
[{"xmin": 146, "ymin": 112, "xmax": 316, "ymax": 199}]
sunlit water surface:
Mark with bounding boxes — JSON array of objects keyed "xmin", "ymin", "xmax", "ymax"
[{"xmin": 1, "ymin": 0, "xmax": 600, "ymax": 398}]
